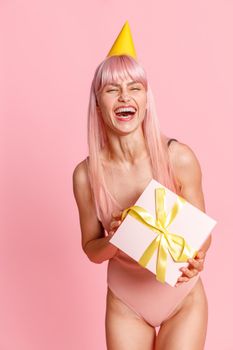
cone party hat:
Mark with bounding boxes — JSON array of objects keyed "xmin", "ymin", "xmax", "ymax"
[{"xmin": 106, "ymin": 21, "xmax": 137, "ymax": 60}]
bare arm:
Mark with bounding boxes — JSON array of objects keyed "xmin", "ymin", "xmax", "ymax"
[
  {"xmin": 72, "ymin": 159, "xmax": 118, "ymax": 264},
  {"xmin": 169, "ymin": 141, "xmax": 212, "ymax": 285},
  {"xmin": 169, "ymin": 141, "xmax": 212, "ymax": 254}
]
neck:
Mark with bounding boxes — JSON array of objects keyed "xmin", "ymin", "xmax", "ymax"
[{"xmin": 104, "ymin": 126, "xmax": 149, "ymax": 166}]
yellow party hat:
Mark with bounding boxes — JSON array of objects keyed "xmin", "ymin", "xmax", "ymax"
[{"xmin": 106, "ymin": 21, "xmax": 137, "ymax": 59}]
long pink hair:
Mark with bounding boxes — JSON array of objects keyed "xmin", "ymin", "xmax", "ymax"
[{"xmin": 86, "ymin": 54, "xmax": 179, "ymax": 226}]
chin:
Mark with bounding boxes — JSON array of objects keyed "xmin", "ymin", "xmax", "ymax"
[{"xmin": 113, "ymin": 122, "xmax": 143, "ymax": 135}]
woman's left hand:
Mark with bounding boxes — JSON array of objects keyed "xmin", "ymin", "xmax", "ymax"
[{"xmin": 175, "ymin": 250, "xmax": 206, "ymax": 287}]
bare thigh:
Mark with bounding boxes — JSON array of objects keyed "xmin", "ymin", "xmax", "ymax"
[
  {"xmin": 105, "ymin": 287, "xmax": 156, "ymax": 350},
  {"xmin": 155, "ymin": 278, "xmax": 208, "ymax": 350}
]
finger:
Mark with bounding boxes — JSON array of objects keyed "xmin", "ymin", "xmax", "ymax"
[
  {"xmin": 192, "ymin": 257, "xmax": 204, "ymax": 263},
  {"xmin": 175, "ymin": 280, "xmax": 188, "ymax": 287},
  {"xmin": 189, "ymin": 258, "xmax": 204, "ymax": 271},
  {"xmin": 191, "ymin": 255, "xmax": 205, "ymax": 270},
  {"xmin": 109, "ymin": 220, "xmax": 122, "ymax": 230},
  {"xmin": 112, "ymin": 211, "xmax": 123, "ymax": 219},
  {"xmin": 109, "ymin": 221, "xmax": 119, "ymax": 230},
  {"xmin": 180, "ymin": 267, "xmax": 198, "ymax": 278},
  {"xmin": 177, "ymin": 276, "xmax": 189, "ymax": 283},
  {"xmin": 175, "ymin": 277, "xmax": 189, "ymax": 287},
  {"xmin": 175, "ymin": 282, "xmax": 182, "ymax": 287},
  {"xmin": 188, "ymin": 258, "xmax": 200, "ymax": 269},
  {"xmin": 193, "ymin": 258, "xmax": 204, "ymax": 268}
]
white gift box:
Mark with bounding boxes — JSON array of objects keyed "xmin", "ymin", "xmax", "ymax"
[{"xmin": 109, "ymin": 179, "xmax": 217, "ymax": 287}]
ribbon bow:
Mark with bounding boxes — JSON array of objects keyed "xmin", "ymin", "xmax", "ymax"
[{"xmin": 121, "ymin": 187, "xmax": 197, "ymax": 283}]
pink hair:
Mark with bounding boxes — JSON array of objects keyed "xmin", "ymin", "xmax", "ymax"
[{"xmin": 86, "ymin": 55, "xmax": 179, "ymax": 225}]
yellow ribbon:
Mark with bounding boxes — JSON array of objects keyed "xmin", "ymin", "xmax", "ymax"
[{"xmin": 121, "ymin": 187, "xmax": 197, "ymax": 283}]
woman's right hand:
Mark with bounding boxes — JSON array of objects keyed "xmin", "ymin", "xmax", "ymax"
[{"xmin": 108, "ymin": 210, "xmax": 123, "ymax": 239}]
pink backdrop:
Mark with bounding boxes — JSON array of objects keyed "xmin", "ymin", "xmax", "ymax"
[{"xmin": 1, "ymin": 1, "xmax": 231, "ymax": 349}]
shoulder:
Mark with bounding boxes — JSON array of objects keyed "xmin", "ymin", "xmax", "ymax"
[
  {"xmin": 168, "ymin": 140, "xmax": 202, "ymax": 178},
  {"xmin": 72, "ymin": 158, "xmax": 88, "ymax": 185},
  {"xmin": 169, "ymin": 137, "xmax": 199, "ymax": 167},
  {"xmin": 72, "ymin": 157, "xmax": 91, "ymax": 203}
]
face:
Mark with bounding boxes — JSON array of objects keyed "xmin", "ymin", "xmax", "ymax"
[{"xmin": 96, "ymin": 76, "xmax": 147, "ymax": 134}]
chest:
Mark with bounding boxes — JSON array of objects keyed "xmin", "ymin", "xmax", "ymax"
[{"xmin": 103, "ymin": 158, "xmax": 154, "ymax": 210}]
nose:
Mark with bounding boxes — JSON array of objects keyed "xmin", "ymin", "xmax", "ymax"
[{"xmin": 118, "ymin": 90, "xmax": 131, "ymax": 102}]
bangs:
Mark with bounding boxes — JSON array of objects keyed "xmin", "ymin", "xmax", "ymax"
[{"xmin": 94, "ymin": 55, "xmax": 148, "ymax": 95}]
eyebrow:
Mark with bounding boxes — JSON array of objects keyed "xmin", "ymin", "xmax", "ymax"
[{"xmin": 106, "ymin": 81, "xmax": 141, "ymax": 87}]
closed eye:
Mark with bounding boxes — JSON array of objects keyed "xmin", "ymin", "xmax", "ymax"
[{"xmin": 106, "ymin": 87, "xmax": 141, "ymax": 92}]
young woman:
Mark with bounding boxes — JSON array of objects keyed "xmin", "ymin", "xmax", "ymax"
[{"xmin": 73, "ymin": 54, "xmax": 211, "ymax": 350}]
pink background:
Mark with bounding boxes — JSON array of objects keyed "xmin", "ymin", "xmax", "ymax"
[{"xmin": 1, "ymin": 1, "xmax": 231, "ymax": 349}]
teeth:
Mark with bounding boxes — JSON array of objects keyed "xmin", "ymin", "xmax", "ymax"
[{"xmin": 114, "ymin": 107, "xmax": 136, "ymax": 113}]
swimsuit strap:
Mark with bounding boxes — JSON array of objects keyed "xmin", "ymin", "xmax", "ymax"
[{"xmin": 167, "ymin": 138, "xmax": 178, "ymax": 147}]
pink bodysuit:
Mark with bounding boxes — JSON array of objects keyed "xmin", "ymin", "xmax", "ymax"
[{"xmin": 98, "ymin": 139, "xmax": 200, "ymax": 328}]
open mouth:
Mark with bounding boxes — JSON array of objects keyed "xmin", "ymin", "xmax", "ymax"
[{"xmin": 114, "ymin": 107, "xmax": 137, "ymax": 121}]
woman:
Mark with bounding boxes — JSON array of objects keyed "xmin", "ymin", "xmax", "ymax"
[{"xmin": 73, "ymin": 54, "xmax": 211, "ymax": 350}]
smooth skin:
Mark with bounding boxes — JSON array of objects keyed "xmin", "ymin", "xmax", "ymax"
[{"xmin": 73, "ymin": 77, "xmax": 211, "ymax": 350}]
